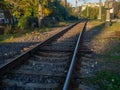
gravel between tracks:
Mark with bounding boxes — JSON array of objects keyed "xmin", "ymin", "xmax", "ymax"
[{"xmin": 0, "ymin": 25, "xmax": 71, "ymax": 65}]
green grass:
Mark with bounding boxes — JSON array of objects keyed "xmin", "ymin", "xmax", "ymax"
[
  {"xmin": 0, "ymin": 30, "xmax": 32, "ymax": 42},
  {"xmin": 56, "ymin": 20, "xmax": 77, "ymax": 27},
  {"xmin": 103, "ymin": 55, "xmax": 120, "ymax": 60},
  {"xmin": 107, "ymin": 45, "xmax": 120, "ymax": 53},
  {"xmin": 89, "ymin": 20, "xmax": 104, "ymax": 26},
  {"xmin": 107, "ymin": 50, "xmax": 120, "ymax": 60},
  {"xmin": 109, "ymin": 56, "xmax": 120, "ymax": 60},
  {"xmin": 104, "ymin": 22, "xmax": 120, "ymax": 31},
  {"xmin": 88, "ymin": 71, "xmax": 120, "ymax": 90}
]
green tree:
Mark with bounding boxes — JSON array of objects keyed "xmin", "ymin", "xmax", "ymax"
[
  {"xmin": 43, "ymin": 0, "xmax": 69, "ymax": 20},
  {"xmin": 89, "ymin": 7, "xmax": 99, "ymax": 19},
  {"xmin": 116, "ymin": 1, "xmax": 120, "ymax": 18},
  {"xmin": 5, "ymin": 0, "xmax": 39, "ymax": 18},
  {"xmin": 4, "ymin": 0, "xmax": 39, "ymax": 29},
  {"xmin": 81, "ymin": 6, "xmax": 106, "ymax": 20},
  {"xmin": 101, "ymin": 6, "xmax": 106, "ymax": 20}
]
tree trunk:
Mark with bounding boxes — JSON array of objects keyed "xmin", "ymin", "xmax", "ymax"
[{"xmin": 38, "ymin": 4, "xmax": 43, "ymax": 28}]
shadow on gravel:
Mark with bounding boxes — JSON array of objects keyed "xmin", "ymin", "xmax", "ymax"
[
  {"xmin": 0, "ymin": 42, "xmax": 38, "ymax": 64},
  {"xmin": 83, "ymin": 22, "xmax": 120, "ymax": 90},
  {"xmin": 84, "ymin": 23, "xmax": 105, "ymax": 42},
  {"xmin": 84, "ymin": 22, "xmax": 120, "ymax": 71},
  {"xmin": 0, "ymin": 33, "xmax": 79, "ymax": 65}
]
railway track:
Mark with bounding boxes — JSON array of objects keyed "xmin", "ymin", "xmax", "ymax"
[{"xmin": 0, "ymin": 20, "xmax": 87, "ymax": 90}]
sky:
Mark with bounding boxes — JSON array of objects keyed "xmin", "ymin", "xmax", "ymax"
[{"xmin": 67, "ymin": 0, "xmax": 106, "ymax": 6}]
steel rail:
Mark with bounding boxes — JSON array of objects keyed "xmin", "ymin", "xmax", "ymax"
[
  {"xmin": 63, "ymin": 20, "xmax": 87, "ymax": 90},
  {"xmin": 0, "ymin": 21, "xmax": 82, "ymax": 76}
]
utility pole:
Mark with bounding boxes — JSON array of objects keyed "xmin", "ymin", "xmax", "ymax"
[
  {"xmin": 38, "ymin": 0, "xmax": 43, "ymax": 28},
  {"xmin": 75, "ymin": 0, "xmax": 78, "ymax": 17},
  {"xmin": 98, "ymin": 0, "xmax": 102, "ymax": 20},
  {"xmin": 105, "ymin": 0, "xmax": 113, "ymax": 27},
  {"xmin": 76, "ymin": 0, "xmax": 78, "ymax": 8},
  {"xmin": 106, "ymin": 9, "xmax": 110, "ymax": 26}
]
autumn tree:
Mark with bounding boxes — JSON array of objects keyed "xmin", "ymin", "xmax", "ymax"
[
  {"xmin": 3, "ymin": 0, "xmax": 75, "ymax": 29},
  {"xmin": 39, "ymin": 0, "xmax": 74, "ymax": 26},
  {"xmin": 4, "ymin": 0, "xmax": 39, "ymax": 29}
]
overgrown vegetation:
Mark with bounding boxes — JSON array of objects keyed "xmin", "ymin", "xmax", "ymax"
[
  {"xmin": 0, "ymin": 0, "xmax": 79, "ymax": 35},
  {"xmin": 80, "ymin": 7, "xmax": 99, "ymax": 19},
  {"xmin": 80, "ymin": 6, "xmax": 106, "ymax": 20}
]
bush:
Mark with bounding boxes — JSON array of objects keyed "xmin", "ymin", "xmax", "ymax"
[
  {"xmin": 18, "ymin": 16, "xmax": 28, "ymax": 30},
  {"xmin": 69, "ymin": 16, "xmax": 78, "ymax": 20},
  {"xmin": 4, "ymin": 25, "xmax": 21, "ymax": 34},
  {"xmin": 4, "ymin": 25, "xmax": 12, "ymax": 35},
  {"xmin": 18, "ymin": 16, "xmax": 38, "ymax": 30}
]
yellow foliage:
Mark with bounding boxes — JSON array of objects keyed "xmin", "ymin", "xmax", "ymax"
[
  {"xmin": 43, "ymin": 8, "xmax": 51, "ymax": 16},
  {"xmin": 42, "ymin": 0, "xmax": 48, "ymax": 6}
]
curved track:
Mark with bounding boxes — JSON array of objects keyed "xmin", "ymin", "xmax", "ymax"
[{"xmin": 0, "ymin": 20, "xmax": 87, "ymax": 90}]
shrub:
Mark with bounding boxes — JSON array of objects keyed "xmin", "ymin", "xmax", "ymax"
[
  {"xmin": 4, "ymin": 25, "xmax": 12, "ymax": 34},
  {"xmin": 18, "ymin": 16, "xmax": 28, "ymax": 30}
]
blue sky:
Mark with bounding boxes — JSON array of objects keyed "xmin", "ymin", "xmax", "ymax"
[{"xmin": 67, "ymin": 0, "xmax": 106, "ymax": 6}]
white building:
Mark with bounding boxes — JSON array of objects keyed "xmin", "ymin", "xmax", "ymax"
[{"xmin": 81, "ymin": 2, "xmax": 105, "ymax": 11}]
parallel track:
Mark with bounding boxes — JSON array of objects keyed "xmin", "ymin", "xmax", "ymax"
[{"xmin": 0, "ymin": 20, "xmax": 87, "ymax": 90}]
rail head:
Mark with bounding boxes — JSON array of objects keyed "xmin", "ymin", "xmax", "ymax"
[{"xmin": 63, "ymin": 20, "xmax": 88, "ymax": 90}]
